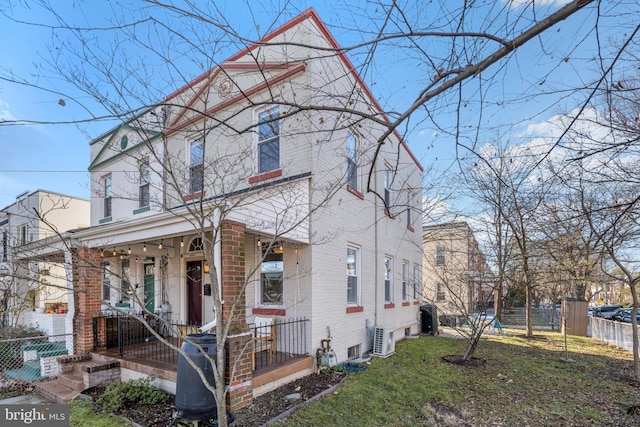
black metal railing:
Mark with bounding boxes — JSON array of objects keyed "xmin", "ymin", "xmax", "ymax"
[
  {"xmin": 92, "ymin": 315, "xmax": 309, "ymax": 370},
  {"xmin": 250, "ymin": 317, "xmax": 309, "ymax": 371}
]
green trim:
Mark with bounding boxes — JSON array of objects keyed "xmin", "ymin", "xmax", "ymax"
[
  {"xmin": 133, "ymin": 206, "xmax": 150, "ymax": 215},
  {"xmin": 120, "ymin": 135, "xmax": 129, "ymax": 150},
  {"xmin": 98, "ymin": 216, "xmax": 112, "ymax": 224}
]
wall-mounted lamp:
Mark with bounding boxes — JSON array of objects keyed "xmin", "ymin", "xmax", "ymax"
[
  {"xmin": 143, "ymin": 243, "xmax": 147, "ymax": 252},
  {"xmin": 203, "ymin": 260, "xmax": 210, "ymax": 274}
]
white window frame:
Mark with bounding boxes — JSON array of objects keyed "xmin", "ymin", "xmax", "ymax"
[
  {"xmin": 103, "ymin": 262, "xmax": 111, "ymax": 301},
  {"xmin": 436, "ymin": 246, "xmax": 446, "ymax": 266},
  {"xmin": 257, "ymin": 106, "xmax": 280, "ymax": 174},
  {"xmin": 346, "ymin": 132, "xmax": 358, "ymax": 190},
  {"xmin": 260, "ymin": 242, "xmax": 283, "ymax": 306},
  {"xmin": 436, "ymin": 283, "xmax": 446, "ymax": 302},
  {"xmin": 103, "ymin": 175, "xmax": 112, "ymax": 218},
  {"xmin": 384, "ymin": 256, "xmax": 393, "ymax": 303},
  {"xmin": 402, "ymin": 261, "xmax": 409, "ymax": 302},
  {"xmin": 407, "ymin": 190, "xmax": 412, "ymax": 226},
  {"xmin": 18, "ymin": 225, "xmax": 27, "ymax": 246},
  {"xmin": 413, "ymin": 264, "xmax": 420, "ymax": 300},
  {"xmin": 189, "ymin": 139, "xmax": 204, "ymax": 194},
  {"xmin": 383, "ymin": 166, "xmax": 391, "ymax": 208},
  {"xmin": 120, "ymin": 258, "xmax": 131, "ymax": 302},
  {"xmin": 139, "ymin": 159, "xmax": 150, "ymax": 208},
  {"xmin": 347, "ymin": 245, "xmax": 360, "ymax": 305}
]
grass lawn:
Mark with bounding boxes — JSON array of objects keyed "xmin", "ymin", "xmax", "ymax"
[{"xmin": 282, "ymin": 330, "xmax": 639, "ymax": 426}]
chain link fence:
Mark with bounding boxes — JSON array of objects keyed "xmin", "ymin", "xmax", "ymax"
[{"xmin": 0, "ymin": 333, "xmax": 74, "ymax": 385}]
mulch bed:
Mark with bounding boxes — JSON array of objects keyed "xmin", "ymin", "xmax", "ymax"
[{"xmin": 82, "ymin": 369, "xmax": 346, "ymax": 426}]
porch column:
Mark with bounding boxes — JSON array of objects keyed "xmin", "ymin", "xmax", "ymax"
[
  {"xmin": 220, "ymin": 220, "xmax": 252, "ymax": 411},
  {"xmin": 73, "ymin": 247, "xmax": 103, "ymax": 354}
]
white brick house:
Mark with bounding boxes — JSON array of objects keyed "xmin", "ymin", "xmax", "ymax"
[{"xmin": 59, "ymin": 8, "xmax": 422, "ymax": 407}]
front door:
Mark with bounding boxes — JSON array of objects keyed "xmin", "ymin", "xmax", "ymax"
[
  {"xmin": 186, "ymin": 260, "xmax": 202, "ymax": 325},
  {"xmin": 144, "ymin": 264, "xmax": 155, "ymax": 313}
]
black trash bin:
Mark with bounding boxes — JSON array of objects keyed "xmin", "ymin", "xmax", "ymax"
[
  {"xmin": 420, "ymin": 304, "xmax": 438, "ymax": 335},
  {"xmin": 175, "ymin": 333, "xmax": 218, "ymax": 421}
]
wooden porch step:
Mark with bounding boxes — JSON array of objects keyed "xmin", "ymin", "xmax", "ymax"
[{"xmin": 35, "ymin": 380, "xmax": 80, "ymax": 404}]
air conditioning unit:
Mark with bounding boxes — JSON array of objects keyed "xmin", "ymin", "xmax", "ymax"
[{"xmin": 372, "ymin": 326, "xmax": 395, "ymax": 357}]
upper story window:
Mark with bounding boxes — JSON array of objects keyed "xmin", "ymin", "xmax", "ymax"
[
  {"xmin": 2, "ymin": 231, "xmax": 7, "ymax": 261},
  {"xmin": 346, "ymin": 132, "xmax": 358, "ymax": 190},
  {"xmin": 383, "ymin": 166, "xmax": 391, "ymax": 209},
  {"xmin": 407, "ymin": 190, "xmax": 412, "ymax": 227},
  {"xmin": 384, "ymin": 256, "xmax": 393, "ymax": 303},
  {"xmin": 139, "ymin": 160, "xmax": 150, "ymax": 208},
  {"xmin": 258, "ymin": 106, "xmax": 280, "ymax": 174},
  {"xmin": 103, "ymin": 175, "xmax": 112, "ymax": 218},
  {"xmin": 347, "ymin": 245, "xmax": 360, "ymax": 305},
  {"xmin": 190, "ymin": 140, "xmax": 204, "ymax": 194},
  {"xmin": 436, "ymin": 246, "xmax": 446, "ymax": 266},
  {"xmin": 18, "ymin": 225, "xmax": 27, "ymax": 246}
]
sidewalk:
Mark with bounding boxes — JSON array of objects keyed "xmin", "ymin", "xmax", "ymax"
[{"xmin": 0, "ymin": 392, "xmax": 55, "ymax": 405}]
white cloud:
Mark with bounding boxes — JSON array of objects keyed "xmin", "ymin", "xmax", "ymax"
[{"xmin": 0, "ymin": 99, "xmax": 17, "ymax": 121}]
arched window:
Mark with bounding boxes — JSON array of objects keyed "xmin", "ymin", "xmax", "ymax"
[{"xmin": 189, "ymin": 237, "xmax": 204, "ymax": 252}]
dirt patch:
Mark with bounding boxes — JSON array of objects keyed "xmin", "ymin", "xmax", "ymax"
[
  {"xmin": 441, "ymin": 354, "xmax": 486, "ymax": 367},
  {"xmin": 82, "ymin": 369, "xmax": 346, "ymax": 426}
]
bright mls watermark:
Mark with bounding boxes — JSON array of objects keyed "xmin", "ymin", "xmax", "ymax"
[{"xmin": 1, "ymin": 404, "xmax": 68, "ymax": 426}]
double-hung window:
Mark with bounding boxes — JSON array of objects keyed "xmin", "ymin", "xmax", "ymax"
[
  {"xmin": 103, "ymin": 262, "xmax": 111, "ymax": 301},
  {"xmin": 190, "ymin": 140, "xmax": 204, "ymax": 194},
  {"xmin": 121, "ymin": 259, "xmax": 131, "ymax": 302},
  {"xmin": 18, "ymin": 225, "xmax": 27, "ymax": 246},
  {"xmin": 2, "ymin": 231, "xmax": 7, "ymax": 261},
  {"xmin": 402, "ymin": 261, "xmax": 409, "ymax": 301},
  {"xmin": 436, "ymin": 246, "xmax": 446, "ymax": 266},
  {"xmin": 103, "ymin": 175, "xmax": 112, "ymax": 218},
  {"xmin": 139, "ymin": 160, "xmax": 150, "ymax": 208},
  {"xmin": 346, "ymin": 132, "xmax": 358, "ymax": 190},
  {"xmin": 384, "ymin": 256, "xmax": 393, "ymax": 302},
  {"xmin": 347, "ymin": 246, "xmax": 359, "ymax": 305},
  {"xmin": 383, "ymin": 167, "xmax": 391, "ymax": 209},
  {"xmin": 413, "ymin": 265, "xmax": 420, "ymax": 300},
  {"xmin": 260, "ymin": 243, "xmax": 283, "ymax": 305},
  {"xmin": 407, "ymin": 190, "xmax": 412, "ymax": 227},
  {"xmin": 258, "ymin": 106, "xmax": 280, "ymax": 174},
  {"xmin": 436, "ymin": 283, "xmax": 446, "ymax": 302}
]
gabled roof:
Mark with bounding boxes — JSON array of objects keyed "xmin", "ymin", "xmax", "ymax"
[
  {"xmin": 88, "ymin": 8, "xmax": 422, "ymax": 172},
  {"xmin": 88, "ymin": 123, "xmax": 161, "ymax": 171}
]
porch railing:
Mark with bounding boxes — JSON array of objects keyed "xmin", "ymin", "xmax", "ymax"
[
  {"xmin": 92, "ymin": 314, "xmax": 309, "ymax": 370},
  {"xmin": 250, "ymin": 317, "xmax": 309, "ymax": 371}
]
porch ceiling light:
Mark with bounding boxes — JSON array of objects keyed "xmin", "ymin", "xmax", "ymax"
[
  {"xmin": 112, "ymin": 248, "xmax": 117, "ymax": 257},
  {"xmin": 158, "ymin": 240, "xmax": 163, "ymax": 250},
  {"xmin": 180, "ymin": 237, "xmax": 184, "ymax": 248},
  {"xmin": 143, "ymin": 243, "xmax": 147, "ymax": 252},
  {"xmin": 128, "ymin": 246, "xmax": 132, "ymax": 255},
  {"xmin": 257, "ymin": 237, "xmax": 261, "ymax": 247}
]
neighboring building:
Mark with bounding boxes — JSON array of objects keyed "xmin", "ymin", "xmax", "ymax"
[
  {"xmin": 422, "ymin": 222, "xmax": 493, "ymax": 320},
  {"xmin": 15, "ymin": 9, "xmax": 423, "ymax": 409},
  {"xmin": 0, "ymin": 190, "xmax": 89, "ymax": 329}
]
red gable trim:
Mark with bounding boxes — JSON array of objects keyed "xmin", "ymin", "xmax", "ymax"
[{"xmin": 166, "ymin": 64, "xmax": 306, "ymax": 137}]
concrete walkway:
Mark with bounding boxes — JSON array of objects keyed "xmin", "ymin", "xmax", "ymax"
[{"xmin": 0, "ymin": 392, "xmax": 55, "ymax": 405}]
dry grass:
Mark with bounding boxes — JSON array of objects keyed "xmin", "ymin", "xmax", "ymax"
[{"xmin": 283, "ymin": 330, "xmax": 640, "ymax": 426}]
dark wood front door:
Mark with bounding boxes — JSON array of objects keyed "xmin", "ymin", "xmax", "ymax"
[{"xmin": 186, "ymin": 260, "xmax": 202, "ymax": 325}]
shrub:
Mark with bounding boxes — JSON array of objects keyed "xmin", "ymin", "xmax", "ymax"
[{"xmin": 97, "ymin": 377, "xmax": 169, "ymax": 413}]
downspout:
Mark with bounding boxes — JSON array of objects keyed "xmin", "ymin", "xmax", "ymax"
[{"xmin": 374, "ymin": 161, "xmax": 379, "ymax": 328}]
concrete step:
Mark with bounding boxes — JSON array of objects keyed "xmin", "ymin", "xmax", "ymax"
[
  {"xmin": 35, "ymin": 380, "xmax": 80, "ymax": 404},
  {"xmin": 57, "ymin": 371, "xmax": 85, "ymax": 392}
]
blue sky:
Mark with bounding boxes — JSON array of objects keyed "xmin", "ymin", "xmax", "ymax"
[{"xmin": 0, "ymin": 1, "xmax": 636, "ymax": 210}]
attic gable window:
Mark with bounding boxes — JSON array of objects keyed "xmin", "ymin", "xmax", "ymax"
[
  {"xmin": 258, "ymin": 106, "xmax": 280, "ymax": 174},
  {"xmin": 190, "ymin": 139, "xmax": 204, "ymax": 194}
]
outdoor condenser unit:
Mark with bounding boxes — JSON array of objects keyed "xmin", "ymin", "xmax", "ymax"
[{"xmin": 372, "ymin": 326, "xmax": 395, "ymax": 357}]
